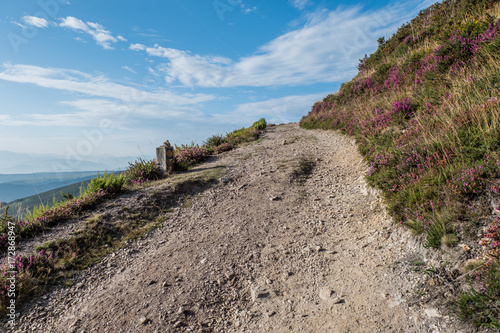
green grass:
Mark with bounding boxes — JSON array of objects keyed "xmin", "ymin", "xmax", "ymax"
[{"xmin": 292, "ymin": 158, "xmax": 316, "ymax": 183}]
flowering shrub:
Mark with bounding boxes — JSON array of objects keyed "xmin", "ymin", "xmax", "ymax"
[
  {"xmin": 174, "ymin": 146, "xmax": 210, "ymax": 171},
  {"xmin": 383, "ymin": 67, "xmax": 405, "ymax": 90},
  {"xmin": 447, "ymin": 165, "xmax": 487, "ymax": 195},
  {"xmin": 482, "ymin": 216, "xmax": 500, "ymax": 256},
  {"xmin": 214, "ymin": 142, "xmax": 233, "ymax": 154},
  {"xmin": 456, "ymin": 261, "xmax": 500, "ymax": 327},
  {"xmin": 125, "ymin": 159, "xmax": 162, "ymax": 185},
  {"xmin": 0, "ymin": 250, "xmax": 55, "ymax": 315}
]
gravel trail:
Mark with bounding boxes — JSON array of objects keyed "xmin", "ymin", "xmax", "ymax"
[{"xmin": 7, "ymin": 123, "xmax": 487, "ymax": 332}]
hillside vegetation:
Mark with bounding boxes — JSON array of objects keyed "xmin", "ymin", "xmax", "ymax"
[{"xmin": 301, "ymin": 0, "xmax": 500, "ymax": 327}]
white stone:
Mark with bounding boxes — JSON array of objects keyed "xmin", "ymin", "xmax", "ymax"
[{"xmin": 424, "ymin": 308, "xmax": 442, "ymax": 318}]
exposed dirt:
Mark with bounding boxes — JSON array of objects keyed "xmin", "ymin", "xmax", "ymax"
[{"xmin": 5, "ymin": 123, "xmax": 492, "ymax": 332}]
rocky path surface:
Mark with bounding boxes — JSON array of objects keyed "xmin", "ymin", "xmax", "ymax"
[{"xmin": 7, "ymin": 124, "xmax": 487, "ymax": 332}]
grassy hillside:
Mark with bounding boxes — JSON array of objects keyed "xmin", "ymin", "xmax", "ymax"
[{"xmin": 300, "ymin": 0, "xmax": 500, "ymax": 327}]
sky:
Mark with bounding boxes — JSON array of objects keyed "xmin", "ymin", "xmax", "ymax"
[{"xmin": 0, "ymin": 0, "xmax": 437, "ymax": 170}]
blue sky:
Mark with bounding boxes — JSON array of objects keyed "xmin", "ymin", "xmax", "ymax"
[{"xmin": 0, "ymin": 0, "xmax": 436, "ymax": 168}]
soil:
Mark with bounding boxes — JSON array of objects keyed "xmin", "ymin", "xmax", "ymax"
[{"xmin": 4, "ymin": 123, "xmax": 493, "ymax": 332}]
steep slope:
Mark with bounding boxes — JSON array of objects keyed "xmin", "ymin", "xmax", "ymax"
[{"xmin": 301, "ymin": 0, "xmax": 500, "ymax": 326}]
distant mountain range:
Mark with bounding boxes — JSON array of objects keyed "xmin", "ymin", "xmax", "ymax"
[
  {"xmin": 0, "ymin": 150, "xmax": 150, "ymax": 174},
  {"xmin": 0, "ymin": 172, "xmax": 98, "ymax": 203},
  {"xmin": 0, "ymin": 151, "xmax": 151, "ymax": 203},
  {"xmin": 3, "ymin": 177, "xmax": 97, "ymax": 218}
]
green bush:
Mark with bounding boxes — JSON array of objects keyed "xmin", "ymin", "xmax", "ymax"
[
  {"xmin": 125, "ymin": 159, "xmax": 163, "ymax": 185},
  {"xmin": 251, "ymin": 118, "xmax": 267, "ymax": 130},
  {"xmin": 203, "ymin": 134, "xmax": 226, "ymax": 153},
  {"xmin": 84, "ymin": 172, "xmax": 125, "ymax": 196},
  {"xmin": 226, "ymin": 128, "xmax": 260, "ymax": 146}
]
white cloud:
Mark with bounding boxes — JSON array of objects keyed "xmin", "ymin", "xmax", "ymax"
[
  {"xmin": 241, "ymin": 4, "xmax": 257, "ymax": 14},
  {"xmin": 74, "ymin": 36, "xmax": 87, "ymax": 43},
  {"xmin": 137, "ymin": 0, "xmax": 434, "ymax": 88},
  {"xmin": 0, "ymin": 63, "xmax": 215, "ymax": 106},
  {"xmin": 204, "ymin": 93, "xmax": 327, "ymax": 127},
  {"xmin": 61, "ymin": 99, "xmax": 196, "ymax": 119},
  {"xmin": 289, "ymin": 0, "xmax": 309, "ymax": 10},
  {"xmin": 227, "ymin": 93, "xmax": 327, "ymax": 124},
  {"xmin": 129, "ymin": 43, "xmax": 146, "ymax": 51},
  {"xmin": 0, "ymin": 98, "xmax": 199, "ymax": 128},
  {"xmin": 117, "ymin": 35, "xmax": 127, "ymax": 42},
  {"xmin": 122, "ymin": 66, "xmax": 137, "ymax": 74},
  {"xmin": 0, "ymin": 62, "xmax": 209, "ymax": 128},
  {"xmin": 60, "ymin": 16, "xmax": 87, "ymax": 30},
  {"xmin": 59, "ymin": 16, "xmax": 124, "ymax": 49},
  {"xmin": 22, "ymin": 15, "xmax": 49, "ymax": 28}
]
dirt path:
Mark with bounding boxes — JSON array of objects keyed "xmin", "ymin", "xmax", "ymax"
[{"xmin": 9, "ymin": 124, "xmax": 486, "ymax": 332}]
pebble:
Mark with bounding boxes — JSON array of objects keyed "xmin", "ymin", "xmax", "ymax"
[
  {"xmin": 424, "ymin": 308, "xmax": 442, "ymax": 318},
  {"xmin": 251, "ymin": 287, "xmax": 271, "ymax": 302},
  {"xmin": 319, "ymin": 288, "xmax": 334, "ymax": 301}
]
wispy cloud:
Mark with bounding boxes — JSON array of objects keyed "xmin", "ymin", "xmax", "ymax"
[
  {"xmin": 0, "ymin": 62, "xmax": 209, "ymax": 128},
  {"xmin": 241, "ymin": 4, "xmax": 258, "ymax": 14},
  {"xmin": 0, "ymin": 63, "xmax": 215, "ymax": 106},
  {"xmin": 225, "ymin": 93, "xmax": 327, "ymax": 124},
  {"xmin": 133, "ymin": 1, "xmax": 434, "ymax": 88},
  {"xmin": 22, "ymin": 15, "xmax": 49, "ymax": 28},
  {"xmin": 1, "ymin": 98, "xmax": 201, "ymax": 128},
  {"xmin": 59, "ymin": 16, "xmax": 124, "ymax": 49},
  {"xmin": 122, "ymin": 66, "xmax": 137, "ymax": 74},
  {"xmin": 129, "ymin": 43, "xmax": 146, "ymax": 51},
  {"xmin": 204, "ymin": 93, "xmax": 327, "ymax": 127},
  {"xmin": 289, "ymin": 0, "xmax": 310, "ymax": 10}
]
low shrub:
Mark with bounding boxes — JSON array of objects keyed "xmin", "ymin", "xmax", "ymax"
[
  {"xmin": 84, "ymin": 172, "xmax": 124, "ymax": 196},
  {"xmin": 174, "ymin": 146, "xmax": 210, "ymax": 171},
  {"xmin": 214, "ymin": 142, "xmax": 233, "ymax": 154},
  {"xmin": 0, "ymin": 249, "xmax": 55, "ymax": 315},
  {"xmin": 203, "ymin": 134, "xmax": 226, "ymax": 153},
  {"xmin": 455, "ymin": 263, "xmax": 500, "ymax": 328},
  {"xmin": 226, "ymin": 127, "xmax": 260, "ymax": 146},
  {"xmin": 125, "ymin": 159, "xmax": 163, "ymax": 185},
  {"xmin": 251, "ymin": 118, "xmax": 267, "ymax": 130}
]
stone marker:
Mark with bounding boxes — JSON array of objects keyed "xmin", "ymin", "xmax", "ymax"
[{"xmin": 156, "ymin": 140, "xmax": 174, "ymax": 175}]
